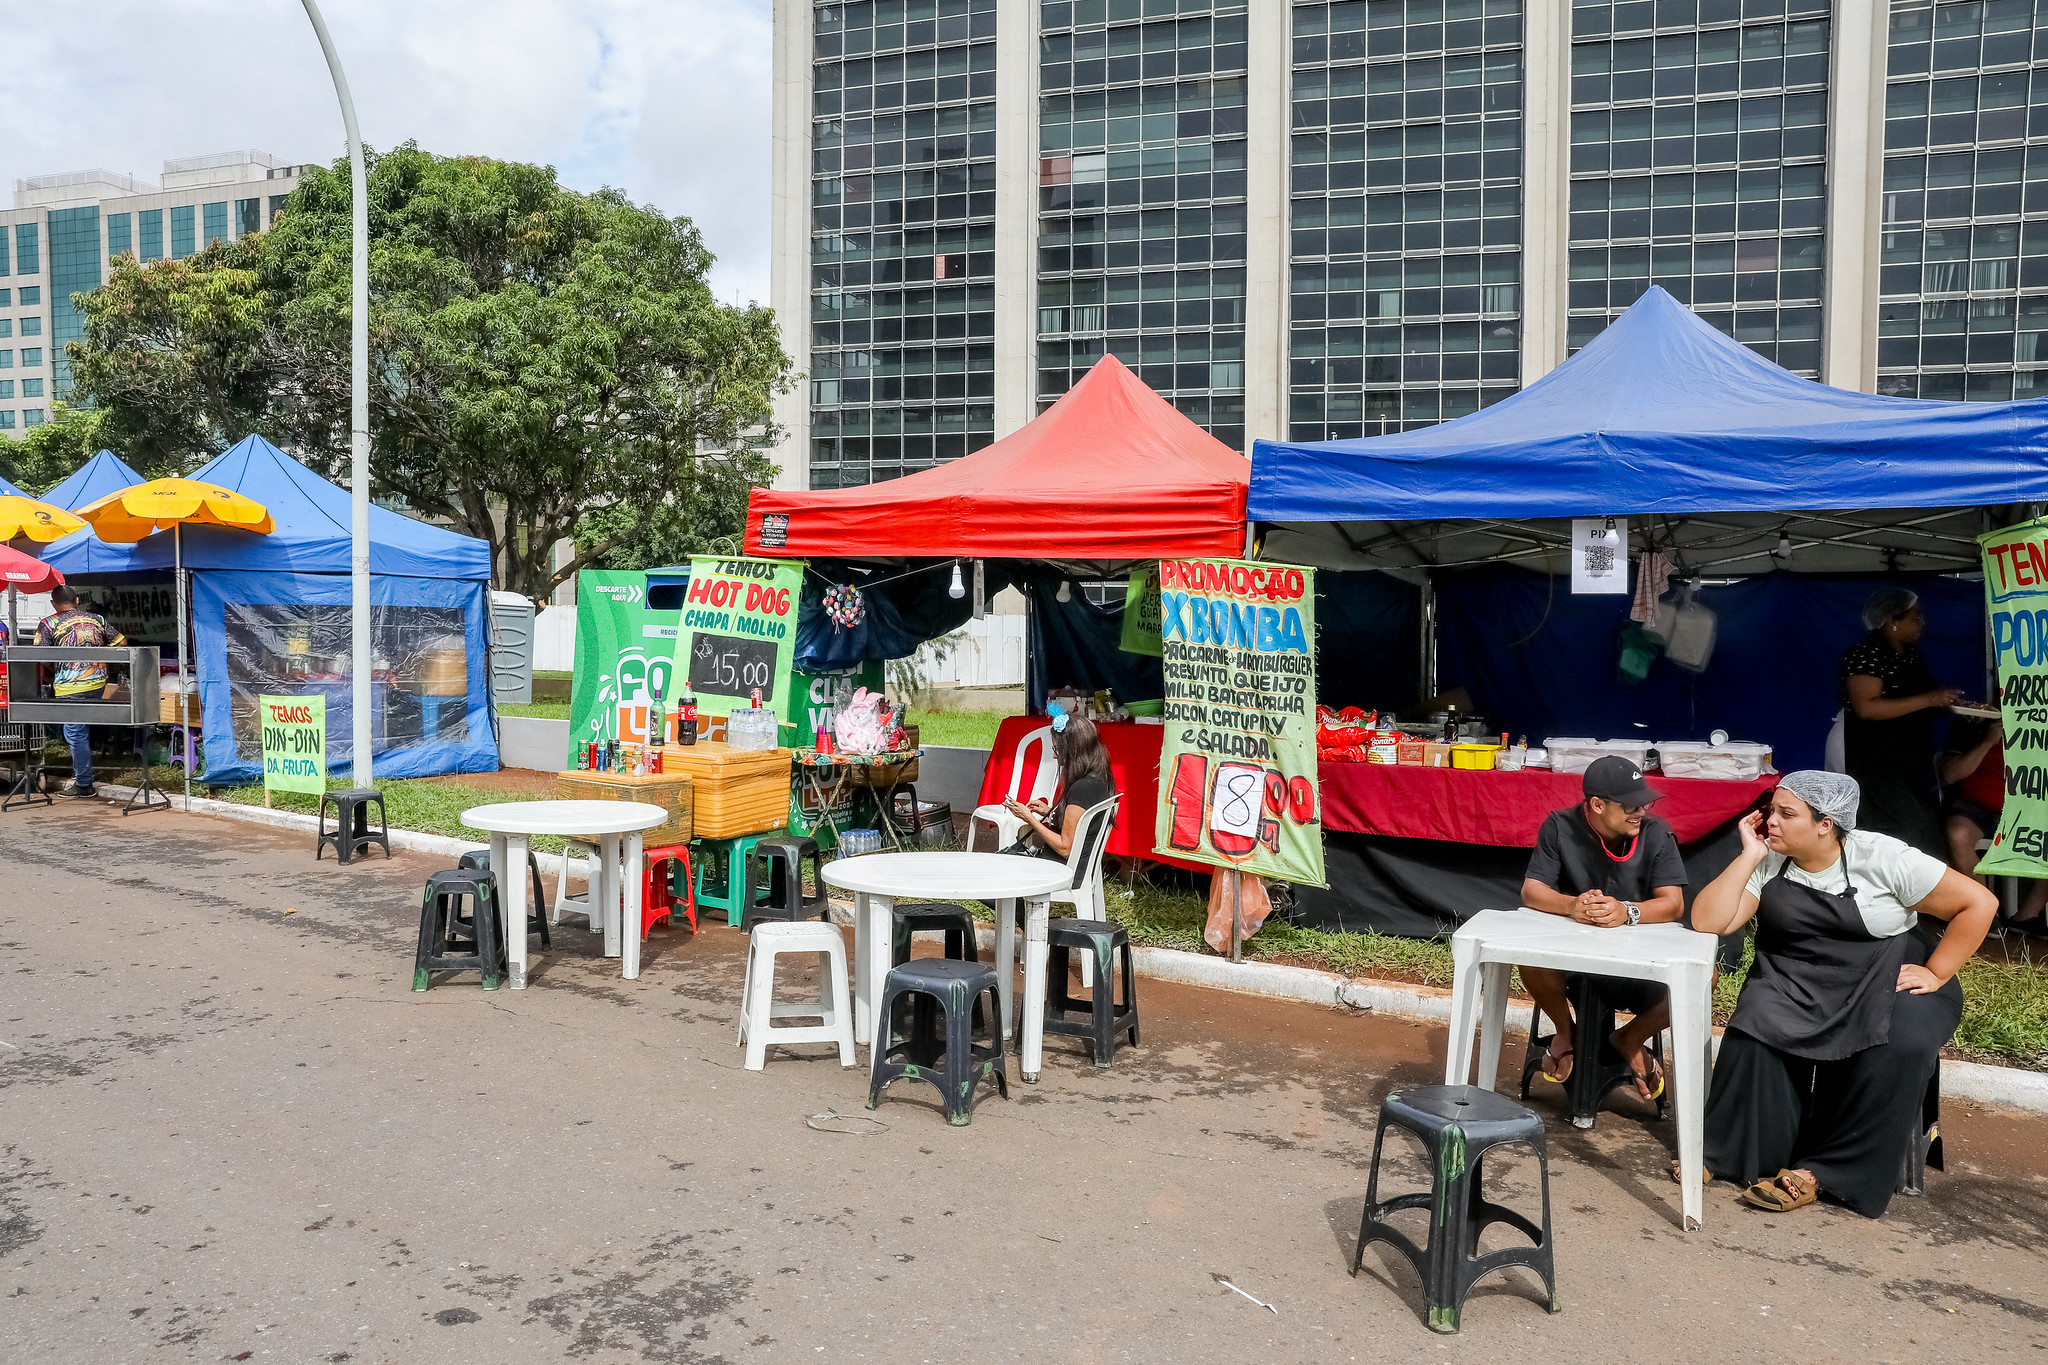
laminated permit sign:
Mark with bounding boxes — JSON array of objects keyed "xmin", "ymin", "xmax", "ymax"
[
  {"xmin": 260, "ymin": 693, "xmax": 326, "ymax": 795},
  {"xmin": 1152, "ymin": 558, "xmax": 1324, "ymax": 887}
]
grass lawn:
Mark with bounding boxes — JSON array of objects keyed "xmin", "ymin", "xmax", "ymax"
[
  {"xmin": 907, "ymin": 708, "xmax": 1006, "ymax": 749},
  {"xmin": 500, "ymin": 701, "xmax": 570, "ymax": 719}
]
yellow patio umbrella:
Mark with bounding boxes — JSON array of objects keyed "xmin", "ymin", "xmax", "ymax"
[
  {"xmin": 75, "ymin": 479, "xmax": 275, "ymax": 808},
  {"xmin": 0, "ymin": 495, "xmax": 86, "ymax": 641}
]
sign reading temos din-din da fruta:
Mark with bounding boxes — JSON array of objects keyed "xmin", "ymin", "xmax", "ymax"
[
  {"xmin": 1977, "ymin": 515, "xmax": 2048, "ymax": 877},
  {"xmin": 1153, "ymin": 558, "xmax": 1324, "ymax": 886}
]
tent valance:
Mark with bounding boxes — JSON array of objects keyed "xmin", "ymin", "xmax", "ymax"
[{"xmin": 745, "ymin": 355, "xmax": 1249, "ymax": 563}]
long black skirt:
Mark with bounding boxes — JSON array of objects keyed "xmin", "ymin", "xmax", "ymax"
[{"xmin": 1701, "ymin": 983, "xmax": 1960, "ymax": 1218}]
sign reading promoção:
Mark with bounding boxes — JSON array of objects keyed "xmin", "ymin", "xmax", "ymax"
[
  {"xmin": 1152, "ymin": 558, "xmax": 1324, "ymax": 886},
  {"xmin": 259, "ymin": 693, "xmax": 326, "ymax": 795},
  {"xmin": 1978, "ymin": 516, "xmax": 2048, "ymax": 877}
]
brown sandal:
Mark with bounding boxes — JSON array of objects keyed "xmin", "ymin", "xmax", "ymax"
[{"xmin": 1740, "ymin": 1169, "xmax": 1818, "ymax": 1212}]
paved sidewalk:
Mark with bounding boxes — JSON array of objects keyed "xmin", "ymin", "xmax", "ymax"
[{"xmin": 3, "ymin": 799, "xmax": 2045, "ymax": 1363}]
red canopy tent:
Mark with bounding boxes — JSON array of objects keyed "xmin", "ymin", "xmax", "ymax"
[{"xmin": 745, "ymin": 356, "xmax": 1249, "ymax": 562}]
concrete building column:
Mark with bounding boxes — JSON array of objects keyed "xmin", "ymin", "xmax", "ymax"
[
  {"xmin": 1822, "ymin": 0, "xmax": 1891, "ymax": 393},
  {"xmin": 1518, "ymin": 0, "xmax": 1571, "ymax": 384},
  {"xmin": 769, "ymin": 0, "xmax": 814, "ymax": 489},
  {"xmin": 1243, "ymin": 0, "xmax": 1290, "ymax": 451},
  {"xmin": 992, "ymin": 0, "xmax": 1038, "ymax": 438}
]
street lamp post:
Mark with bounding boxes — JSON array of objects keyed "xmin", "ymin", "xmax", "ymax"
[{"xmin": 298, "ymin": 0, "xmax": 374, "ymax": 789}]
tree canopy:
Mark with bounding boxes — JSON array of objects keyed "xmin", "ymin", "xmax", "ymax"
[{"xmin": 38, "ymin": 145, "xmax": 790, "ymax": 596}]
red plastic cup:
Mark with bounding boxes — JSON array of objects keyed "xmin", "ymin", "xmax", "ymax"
[{"xmin": 816, "ymin": 730, "xmax": 835, "ymax": 755}]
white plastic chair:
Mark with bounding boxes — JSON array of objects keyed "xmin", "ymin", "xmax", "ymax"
[
  {"xmin": 968, "ymin": 723, "xmax": 1060, "ymax": 852},
  {"xmin": 1050, "ymin": 793, "xmax": 1121, "ymax": 986},
  {"xmin": 737, "ymin": 920, "xmax": 856, "ymax": 1071},
  {"xmin": 552, "ymin": 838, "xmax": 610, "ymax": 934}
]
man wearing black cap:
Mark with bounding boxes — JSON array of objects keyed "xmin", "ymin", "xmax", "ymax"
[{"xmin": 1519, "ymin": 754, "xmax": 1688, "ymax": 1098}]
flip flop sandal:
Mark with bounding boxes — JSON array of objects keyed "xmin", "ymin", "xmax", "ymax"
[
  {"xmin": 1637, "ymin": 1053, "xmax": 1666, "ymax": 1102},
  {"xmin": 1740, "ymin": 1170, "xmax": 1818, "ymax": 1212},
  {"xmin": 1669, "ymin": 1161, "xmax": 1711, "ymax": 1185},
  {"xmin": 1540, "ymin": 1043, "xmax": 1575, "ymax": 1085}
]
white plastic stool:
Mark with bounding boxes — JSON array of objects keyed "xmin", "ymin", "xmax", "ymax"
[
  {"xmin": 737, "ymin": 921, "xmax": 856, "ymax": 1071},
  {"xmin": 552, "ymin": 838, "xmax": 608, "ymax": 933}
]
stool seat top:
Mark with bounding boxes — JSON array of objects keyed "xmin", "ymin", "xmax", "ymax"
[
  {"xmin": 1046, "ymin": 917, "xmax": 1128, "ymax": 939},
  {"xmin": 461, "ymin": 800, "xmax": 669, "ymax": 837},
  {"xmin": 886, "ymin": 956, "xmax": 999, "ymax": 986},
  {"xmin": 1385, "ymin": 1084, "xmax": 1542, "ymax": 1132},
  {"xmin": 328, "ymin": 787, "xmax": 383, "ymax": 800},
  {"xmin": 750, "ymin": 919, "xmax": 843, "ymax": 943},
  {"xmin": 892, "ymin": 900, "xmax": 974, "ymax": 919}
]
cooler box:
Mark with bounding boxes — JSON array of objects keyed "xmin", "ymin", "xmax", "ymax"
[
  {"xmin": 557, "ymin": 769, "xmax": 695, "ymax": 846},
  {"xmin": 657, "ymin": 740, "xmax": 792, "ymax": 838}
]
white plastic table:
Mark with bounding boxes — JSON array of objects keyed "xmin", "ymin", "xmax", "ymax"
[
  {"xmin": 821, "ymin": 852, "xmax": 1074, "ymax": 1081},
  {"xmin": 1445, "ymin": 908, "xmax": 1720, "ymax": 1230},
  {"xmin": 460, "ymin": 801, "xmax": 669, "ymax": 990}
]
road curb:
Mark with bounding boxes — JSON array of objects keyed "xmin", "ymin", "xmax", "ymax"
[{"xmin": 98, "ymin": 781, "xmax": 2048, "ymax": 1115}]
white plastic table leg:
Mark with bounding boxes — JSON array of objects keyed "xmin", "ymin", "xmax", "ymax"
[
  {"xmin": 1668, "ymin": 957, "xmax": 1712, "ymax": 1231},
  {"xmin": 1474, "ymin": 960, "xmax": 1513, "ymax": 1092},
  {"xmin": 492, "ymin": 833, "xmax": 529, "ymax": 989},
  {"xmin": 995, "ymin": 896, "xmax": 1018, "ymax": 1042},
  {"xmin": 1020, "ymin": 893, "xmax": 1051, "ymax": 1082},
  {"xmin": 856, "ymin": 892, "xmax": 895, "ymax": 1048},
  {"xmin": 740, "ymin": 936, "xmax": 777, "ymax": 1071},
  {"xmin": 621, "ymin": 831, "xmax": 644, "ymax": 979},
  {"xmin": 825, "ymin": 934, "xmax": 855, "ymax": 1067},
  {"xmin": 598, "ymin": 833, "xmax": 622, "ymax": 959},
  {"xmin": 851, "ymin": 892, "xmax": 872, "ymax": 1046},
  {"xmin": 1443, "ymin": 934, "xmax": 1482, "ymax": 1085}
]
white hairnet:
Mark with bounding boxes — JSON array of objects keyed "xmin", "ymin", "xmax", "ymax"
[
  {"xmin": 1861, "ymin": 587, "xmax": 1920, "ymax": 632},
  {"xmin": 1779, "ymin": 770, "xmax": 1859, "ymax": 832}
]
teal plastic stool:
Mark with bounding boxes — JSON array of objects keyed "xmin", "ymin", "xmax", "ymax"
[{"xmin": 694, "ymin": 832, "xmax": 778, "ymax": 926}]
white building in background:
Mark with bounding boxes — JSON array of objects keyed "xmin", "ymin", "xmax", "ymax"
[{"xmin": 0, "ymin": 150, "xmax": 315, "ymax": 438}]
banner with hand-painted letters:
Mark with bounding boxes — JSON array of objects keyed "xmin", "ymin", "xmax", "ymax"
[
  {"xmin": 1978, "ymin": 516, "xmax": 2048, "ymax": 877},
  {"xmin": 1153, "ymin": 558, "xmax": 1324, "ymax": 887}
]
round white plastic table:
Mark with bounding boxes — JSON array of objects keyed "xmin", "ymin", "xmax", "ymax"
[
  {"xmin": 460, "ymin": 801, "xmax": 669, "ymax": 989},
  {"xmin": 822, "ymin": 852, "xmax": 1074, "ymax": 1081}
]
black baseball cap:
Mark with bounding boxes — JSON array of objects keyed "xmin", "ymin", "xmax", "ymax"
[{"xmin": 1583, "ymin": 755, "xmax": 1660, "ymax": 806}]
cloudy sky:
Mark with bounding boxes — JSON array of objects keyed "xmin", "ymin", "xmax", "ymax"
[{"xmin": 3, "ymin": 0, "xmax": 776, "ymax": 304}]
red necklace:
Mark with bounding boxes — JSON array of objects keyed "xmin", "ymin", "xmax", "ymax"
[{"xmin": 1583, "ymin": 808, "xmax": 1638, "ymax": 862}]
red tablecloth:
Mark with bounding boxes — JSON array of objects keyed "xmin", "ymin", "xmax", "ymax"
[
  {"xmin": 1319, "ymin": 763, "xmax": 1776, "ymax": 848},
  {"xmin": 975, "ymin": 715, "xmax": 1203, "ymax": 868}
]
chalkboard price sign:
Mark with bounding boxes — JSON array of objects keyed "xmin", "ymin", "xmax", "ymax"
[{"xmin": 688, "ymin": 632, "xmax": 778, "ymax": 702}]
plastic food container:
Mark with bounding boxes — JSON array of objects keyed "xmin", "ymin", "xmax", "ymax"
[
  {"xmin": 1450, "ymin": 743, "xmax": 1499, "ymax": 770},
  {"xmin": 1544, "ymin": 738, "xmax": 1650, "ymax": 775},
  {"xmin": 1655, "ymin": 740, "xmax": 1772, "ymax": 781}
]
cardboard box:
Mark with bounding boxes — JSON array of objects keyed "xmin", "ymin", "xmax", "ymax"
[{"xmin": 557, "ymin": 769, "xmax": 695, "ymax": 846}]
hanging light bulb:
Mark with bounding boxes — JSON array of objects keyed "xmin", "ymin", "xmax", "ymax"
[
  {"xmin": 948, "ymin": 562, "xmax": 965, "ymax": 599},
  {"xmin": 1057, "ymin": 579, "xmax": 1072, "ymax": 603}
]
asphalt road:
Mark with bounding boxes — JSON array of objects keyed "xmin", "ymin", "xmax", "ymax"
[{"xmin": 3, "ymin": 799, "xmax": 2046, "ymax": 1363}]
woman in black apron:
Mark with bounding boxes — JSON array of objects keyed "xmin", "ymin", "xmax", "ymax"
[
  {"xmin": 1689, "ymin": 770, "xmax": 1995, "ymax": 1217},
  {"xmin": 1839, "ymin": 588, "xmax": 1961, "ymax": 857}
]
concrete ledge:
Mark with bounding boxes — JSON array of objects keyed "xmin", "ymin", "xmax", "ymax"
[
  {"xmin": 499, "ymin": 715, "xmax": 570, "ymax": 772},
  {"xmin": 96, "ymin": 781, "xmax": 2048, "ymax": 1115}
]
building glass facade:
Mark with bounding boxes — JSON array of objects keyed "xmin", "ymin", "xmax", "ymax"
[
  {"xmin": 807, "ymin": 0, "xmax": 1001, "ymax": 489},
  {"xmin": 1565, "ymin": 0, "xmax": 1830, "ymax": 374},
  {"xmin": 236, "ymin": 198, "xmax": 261, "ymax": 237},
  {"xmin": 13, "ymin": 223, "xmax": 37, "ymax": 276},
  {"xmin": 139, "ymin": 208, "xmax": 164, "ymax": 262},
  {"xmin": 1288, "ymin": 0, "xmax": 1525, "ymax": 440},
  {"xmin": 47, "ymin": 206, "xmax": 101, "ymax": 395},
  {"xmin": 1036, "ymin": 0, "xmax": 1251, "ymax": 449},
  {"xmin": 107, "ymin": 212, "xmax": 132, "ymax": 259},
  {"xmin": 202, "ymin": 200, "xmax": 228, "ymax": 249},
  {"xmin": 1878, "ymin": 0, "xmax": 2048, "ymax": 401},
  {"xmin": 170, "ymin": 205, "xmax": 195, "ymax": 259}
]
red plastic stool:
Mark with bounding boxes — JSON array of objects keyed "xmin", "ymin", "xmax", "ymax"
[{"xmin": 643, "ymin": 843, "xmax": 698, "ymax": 937}]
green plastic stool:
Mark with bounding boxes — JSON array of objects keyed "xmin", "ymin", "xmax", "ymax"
[{"xmin": 693, "ymin": 832, "xmax": 778, "ymax": 926}]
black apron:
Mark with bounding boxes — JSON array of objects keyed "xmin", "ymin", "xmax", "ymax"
[{"xmin": 1727, "ymin": 849, "xmax": 1918, "ymax": 1062}]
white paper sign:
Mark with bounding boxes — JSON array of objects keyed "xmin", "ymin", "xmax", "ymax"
[{"xmin": 1571, "ymin": 518, "xmax": 1629, "ymax": 594}]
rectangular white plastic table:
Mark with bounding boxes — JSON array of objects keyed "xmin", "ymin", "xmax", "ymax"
[
  {"xmin": 820, "ymin": 851, "xmax": 1075, "ymax": 1081},
  {"xmin": 1445, "ymin": 908, "xmax": 1720, "ymax": 1230},
  {"xmin": 459, "ymin": 800, "xmax": 670, "ymax": 990}
]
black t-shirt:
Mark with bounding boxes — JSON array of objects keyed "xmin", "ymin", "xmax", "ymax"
[
  {"xmin": 1524, "ymin": 807, "xmax": 1688, "ymax": 902},
  {"xmin": 1053, "ymin": 774, "xmax": 1113, "ymax": 831}
]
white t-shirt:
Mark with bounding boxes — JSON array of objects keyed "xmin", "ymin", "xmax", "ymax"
[{"xmin": 1742, "ymin": 828, "xmax": 1948, "ymax": 938}]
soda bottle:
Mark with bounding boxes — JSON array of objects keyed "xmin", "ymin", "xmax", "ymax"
[
  {"xmin": 681, "ymin": 693, "xmax": 698, "ymax": 747},
  {"xmin": 650, "ymin": 678, "xmax": 668, "ymax": 748}
]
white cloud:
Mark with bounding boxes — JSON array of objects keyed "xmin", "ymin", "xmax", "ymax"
[{"xmin": 0, "ymin": 0, "xmax": 774, "ymax": 304}]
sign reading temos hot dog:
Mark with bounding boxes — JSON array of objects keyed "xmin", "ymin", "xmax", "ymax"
[{"xmin": 673, "ymin": 555, "xmax": 806, "ymax": 728}]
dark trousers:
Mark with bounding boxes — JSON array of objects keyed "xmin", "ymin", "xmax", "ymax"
[{"xmin": 1702, "ymin": 985, "xmax": 1960, "ymax": 1218}]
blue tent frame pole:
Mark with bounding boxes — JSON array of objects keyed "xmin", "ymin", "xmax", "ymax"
[{"xmin": 300, "ymin": 0, "xmax": 374, "ymax": 788}]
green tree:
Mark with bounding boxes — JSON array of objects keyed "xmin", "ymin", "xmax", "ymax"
[{"xmin": 54, "ymin": 144, "xmax": 792, "ymax": 596}]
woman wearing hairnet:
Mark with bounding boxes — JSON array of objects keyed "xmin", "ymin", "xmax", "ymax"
[
  {"xmin": 1689, "ymin": 771, "xmax": 1995, "ymax": 1216},
  {"xmin": 1838, "ymin": 587, "xmax": 1961, "ymax": 856}
]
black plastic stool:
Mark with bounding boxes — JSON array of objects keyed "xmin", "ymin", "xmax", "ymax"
[
  {"xmin": 317, "ymin": 788, "xmax": 390, "ymax": 864},
  {"xmin": 744, "ymin": 837, "xmax": 830, "ymax": 929},
  {"xmin": 868, "ymin": 958, "xmax": 1009, "ymax": 1126},
  {"xmin": 1042, "ymin": 917, "xmax": 1139, "ymax": 1068},
  {"xmin": 890, "ymin": 901, "xmax": 980, "ymax": 966},
  {"xmin": 456, "ymin": 849, "xmax": 550, "ymax": 948},
  {"xmin": 1351, "ymin": 1084, "xmax": 1558, "ymax": 1334},
  {"xmin": 412, "ymin": 869, "xmax": 505, "ymax": 991},
  {"xmin": 1898, "ymin": 1064, "xmax": 1944, "ymax": 1197},
  {"xmin": 1517, "ymin": 975, "xmax": 1666, "ymax": 1129}
]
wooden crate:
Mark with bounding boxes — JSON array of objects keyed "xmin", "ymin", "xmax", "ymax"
[
  {"xmin": 556, "ymin": 769, "xmax": 695, "ymax": 846},
  {"xmin": 656, "ymin": 740, "xmax": 792, "ymax": 839}
]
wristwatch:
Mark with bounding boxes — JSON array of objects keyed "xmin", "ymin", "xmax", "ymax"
[{"xmin": 1625, "ymin": 902, "xmax": 1641, "ymax": 925}]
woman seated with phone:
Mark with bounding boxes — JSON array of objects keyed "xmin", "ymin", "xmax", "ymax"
[{"xmin": 1004, "ymin": 705, "xmax": 1116, "ymax": 861}]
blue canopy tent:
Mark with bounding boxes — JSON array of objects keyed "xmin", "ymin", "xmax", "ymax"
[
  {"xmin": 43, "ymin": 449, "xmax": 146, "ymax": 512},
  {"xmin": 44, "ymin": 435, "xmax": 497, "ymax": 784}
]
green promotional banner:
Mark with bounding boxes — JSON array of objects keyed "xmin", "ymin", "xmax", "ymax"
[
  {"xmin": 1153, "ymin": 558, "xmax": 1324, "ymax": 886},
  {"xmin": 259, "ymin": 693, "xmax": 327, "ymax": 794},
  {"xmin": 1119, "ymin": 563, "xmax": 1163, "ymax": 657},
  {"xmin": 568, "ymin": 569, "xmax": 683, "ymax": 757},
  {"xmin": 1977, "ymin": 516, "xmax": 2048, "ymax": 877},
  {"xmin": 675, "ymin": 555, "xmax": 806, "ymax": 725}
]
